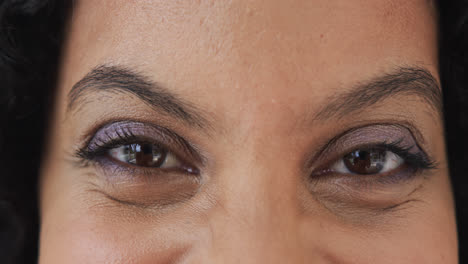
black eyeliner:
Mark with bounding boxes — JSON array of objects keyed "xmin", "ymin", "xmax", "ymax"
[
  {"xmin": 380, "ymin": 140, "xmax": 437, "ymax": 171},
  {"xmin": 74, "ymin": 121, "xmax": 203, "ymax": 170}
]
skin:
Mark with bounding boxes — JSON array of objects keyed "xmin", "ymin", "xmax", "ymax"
[{"xmin": 39, "ymin": 0, "xmax": 458, "ymax": 263}]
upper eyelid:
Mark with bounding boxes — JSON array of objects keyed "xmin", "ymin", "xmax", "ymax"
[
  {"xmin": 81, "ymin": 121, "xmax": 431, "ymax": 171},
  {"xmin": 323, "ymin": 124, "xmax": 417, "ymax": 154},
  {"xmin": 311, "ymin": 142, "xmax": 409, "ymax": 175},
  {"xmin": 77, "ymin": 120, "xmax": 205, "ymax": 165},
  {"xmin": 305, "ymin": 123, "xmax": 429, "ymax": 170}
]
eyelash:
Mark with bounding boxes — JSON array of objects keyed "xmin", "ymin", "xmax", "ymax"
[
  {"xmin": 75, "ymin": 124, "xmax": 436, "ymax": 187},
  {"xmin": 312, "ymin": 140, "xmax": 436, "ymax": 181},
  {"xmin": 74, "ymin": 126, "xmax": 198, "ymax": 175},
  {"xmin": 376, "ymin": 141, "xmax": 435, "ymax": 171}
]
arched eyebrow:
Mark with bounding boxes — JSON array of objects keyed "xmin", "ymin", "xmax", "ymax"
[
  {"xmin": 313, "ymin": 67, "xmax": 442, "ymax": 121},
  {"xmin": 68, "ymin": 65, "xmax": 441, "ymax": 129},
  {"xmin": 67, "ymin": 65, "xmax": 212, "ymax": 130}
]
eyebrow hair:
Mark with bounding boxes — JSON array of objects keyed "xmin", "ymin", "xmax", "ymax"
[
  {"xmin": 313, "ymin": 67, "xmax": 442, "ymax": 120},
  {"xmin": 67, "ymin": 65, "xmax": 210, "ymax": 129}
]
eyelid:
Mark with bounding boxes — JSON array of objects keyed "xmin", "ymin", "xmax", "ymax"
[
  {"xmin": 76, "ymin": 120, "xmax": 204, "ymax": 168},
  {"xmin": 305, "ymin": 135, "xmax": 434, "ymax": 215},
  {"xmin": 307, "ymin": 123, "xmax": 430, "ymax": 171}
]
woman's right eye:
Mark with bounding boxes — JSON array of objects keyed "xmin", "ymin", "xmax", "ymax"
[{"xmin": 108, "ymin": 143, "xmax": 185, "ymax": 170}]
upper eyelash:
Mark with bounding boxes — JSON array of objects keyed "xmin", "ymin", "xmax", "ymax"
[
  {"xmin": 75, "ymin": 132, "xmax": 136, "ymax": 160},
  {"xmin": 75, "ymin": 122, "xmax": 437, "ymax": 180},
  {"xmin": 74, "ymin": 131, "xmax": 203, "ymax": 177},
  {"xmin": 74, "ymin": 129, "xmax": 181, "ymax": 171},
  {"xmin": 74, "ymin": 121, "xmax": 203, "ymax": 165},
  {"xmin": 375, "ymin": 140, "xmax": 437, "ymax": 171},
  {"xmin": 77, "ymin": 137, "xmax": 436, "ymax": 168},
  {"xmin": 312, "ymin": 140, "xmax": 436, "ymax": 178},
  {"xmin": 75, "ymin": 128, "xmax": 140, "ymax": 161}
]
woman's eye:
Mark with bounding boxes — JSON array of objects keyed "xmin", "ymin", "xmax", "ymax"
[
  {"xmin": 108, "ymin": 143, "xmax": 183, "ymax": 169},
  {"xmin": 330, "ymin": 148, "xmax": 404, "ymax": 175}
]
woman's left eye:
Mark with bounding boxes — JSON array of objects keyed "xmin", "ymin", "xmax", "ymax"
[
  {"xmin": 330, "ymin": 148, "xmax": 404, "ymax": 175},
  {"xmin": 109, "ymin": 143, "xmax": 183, "ymax": 169}
]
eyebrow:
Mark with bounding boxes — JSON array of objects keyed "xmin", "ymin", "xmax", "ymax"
[
  {"xmin": 67, "ymin": 65, "xmax": 210, "ymax": 129},
  {"xmin": 69, "ymin": 65, "xmax": 441, "ymax": 129},
  {"xmin": 313, "ymin": 67, "xmax": 442, "ymax": 121}
]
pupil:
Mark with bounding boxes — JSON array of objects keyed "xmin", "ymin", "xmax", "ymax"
[
  {"xmin": 130, "ymin": 143, "xmax": 166, "ymax": 167},
  {"xmin": 344, "ymin": 149, "xmax": 386, "ymax": 174}
]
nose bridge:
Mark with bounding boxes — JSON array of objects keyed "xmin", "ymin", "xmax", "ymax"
[
  {"xmin": 194, "ymin": 104, "xmax": 319, "ymax": 263},
  {"xmin": 202, "ymin": 154, "xmax": 307, "ymax": 263},
  {"xmin": 206, "ymin": 197, "xmax": 301, "ymax": 263}
]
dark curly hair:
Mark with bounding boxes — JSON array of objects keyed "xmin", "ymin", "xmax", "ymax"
[{"xmin": 0, "ymin": 1, "xmax": 467, "ymax": 263}]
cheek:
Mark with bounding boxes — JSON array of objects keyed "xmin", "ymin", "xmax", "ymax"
[
  {"xmin": 38, "ymin": 197, "xmax": 457, "ymax": 263},
  {"xmin": 298, "ymin": 177, "xmax": 457, "ymax": 263},
  {"xmin": 299, "ymin": 217, "xmax": 457, "ymax": 264},
  {"xmin": 39, "ymin": 208, "xmax": 192, "ymax": 264},
  {"xmin": 38, "ymin": 153, "xmax": 198, "ymax": 263}
]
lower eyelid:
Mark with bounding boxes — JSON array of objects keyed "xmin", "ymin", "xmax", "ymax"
[
  {"xmin": 86, "ymin": 172, "xmax": 202, "ymax": 209},
  {"xmin": 307, "ymin": 160, "xmax": 426, "ymax": 205},
  {"xmin": 308, "ymin": 171, "xmax": 426, "ymax": 212}
]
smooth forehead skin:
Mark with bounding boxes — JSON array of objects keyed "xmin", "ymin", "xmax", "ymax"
[{"xmin": 39, "ymin": 0, "xmax": 457, "ymax": 263}]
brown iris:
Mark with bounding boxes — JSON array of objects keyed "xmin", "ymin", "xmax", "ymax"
[
  {"xmin": 124, "ymin": 143, "xmax": 167, "ymax": 167},
  {"xmin": 343, "ymin": 148, "xmax": 387, "ymax": 174}
]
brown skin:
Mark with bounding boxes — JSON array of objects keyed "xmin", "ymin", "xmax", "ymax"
[{"xmin": 39, "ymin": 0, "xmax": 457, "ymax": 263}]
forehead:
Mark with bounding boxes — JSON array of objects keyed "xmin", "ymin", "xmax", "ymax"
[{"xmin": 62, "ymin": 0, "xmax": 438, "ymax": 124}]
